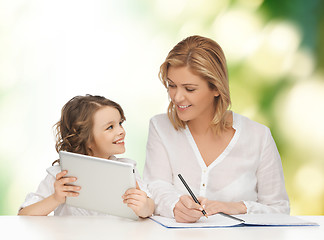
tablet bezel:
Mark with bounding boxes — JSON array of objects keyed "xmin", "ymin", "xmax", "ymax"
[{"xmin": 59, "ymin": 151, "xmax": 138, "ymax": 220}]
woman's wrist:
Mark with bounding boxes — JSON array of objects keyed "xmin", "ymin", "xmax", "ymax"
[
  {"xmin": 224, "ymin": 201, "xmax": 247, "ymax": 215},
  {"xmin": 236, "ymin": 201, "xmax": 247, "ymax": 214},
  {"xmin": 206, "ymin": 200, "xmax": 247, "ymax": 215}
]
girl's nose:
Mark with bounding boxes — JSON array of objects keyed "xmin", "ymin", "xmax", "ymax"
[{"xmin": 119, "ymin": 126, "xmax": 126, "ymax": 136}]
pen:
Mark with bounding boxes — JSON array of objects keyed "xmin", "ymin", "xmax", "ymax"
[
  {"xmin": 178, "ymin": 174, "xmax": 244, "ymax": 223},
  {"xmin": 178, "ymin": 174, "xmax": 208, "ymax": 218},
  {"xmin": 218, "ymin": 212, "xmax": 244, "ymax": 222}
]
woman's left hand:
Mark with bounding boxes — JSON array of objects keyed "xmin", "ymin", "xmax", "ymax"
[{"xmin": 201, "ymin": 199, "xmax": 247, "ymax": 216}]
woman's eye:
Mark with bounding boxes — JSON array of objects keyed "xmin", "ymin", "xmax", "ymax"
[
  {"xmin": 186, "ymin": 88, "xmax": 196, "ymax": 92},
  {"xmin": 168, "ymin": 83, "xmax": 176, "ymax": 88}
]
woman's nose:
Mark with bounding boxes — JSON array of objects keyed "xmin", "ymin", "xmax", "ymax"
[{"xmin": 173, "ymin": 89, "xmax": 185, "ymax": 103}]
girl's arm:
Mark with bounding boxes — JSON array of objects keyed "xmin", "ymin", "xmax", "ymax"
[
  {"xmin": 18, "ymin": 170, "xmax": 80, "ymax": 216},
  {"xmin": 18, "ymin": 194, "xmax": 64, "ymax": 216}
]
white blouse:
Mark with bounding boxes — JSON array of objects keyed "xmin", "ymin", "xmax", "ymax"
[
  {"xmin": 143, "ymin": 113, "xmax": 290, "ymax": 218},
  {"xmin": 20, "ymin": 156, "xmax": 148, "ymax": 216}
]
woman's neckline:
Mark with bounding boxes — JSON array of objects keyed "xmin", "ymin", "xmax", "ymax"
[{"xmin": 184, "ymin": 112, "xmax": 241, "ymax": 169}]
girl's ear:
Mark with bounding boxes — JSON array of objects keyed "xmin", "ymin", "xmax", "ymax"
[
  {"xmin": 86, "ymin": 142, "xmax": 93, "ymax": 156},
  {"xmin": 87, "ymin": 147, "xmax": 94, "ymax": 156}
]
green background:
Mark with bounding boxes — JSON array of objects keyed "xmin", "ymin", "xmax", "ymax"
[{"xmin": 1, "ymin": 0, "xmax": 323, "ymax": 215}]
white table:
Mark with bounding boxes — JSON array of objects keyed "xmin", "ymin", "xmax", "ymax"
[{"xmin": 2, "ymin": 215, "xmax": 323, "ymax": 240}]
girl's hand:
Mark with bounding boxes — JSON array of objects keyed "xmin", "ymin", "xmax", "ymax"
[
  {"xmin": 203, "ymin": 200, "xmax": 247, "ymax": 216},
  {"xmin": 122, "ymin": 184, "xmax": 154, "ymax": 218},
  {"xmin": 173, "ymin": 195, "xmax": 206, "ymax": 223},
  {"xmin": 53, "ymin": 170, "xmax": 80, "ymax": 204}
]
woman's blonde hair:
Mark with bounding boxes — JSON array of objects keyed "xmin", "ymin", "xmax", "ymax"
[
  {"xmin": 159, "ymin": 35, "xmax": 232, "ymax": 134},
  {"xmin": 52, "ymin": 94, "xmax": 125, "ymax": 165}
]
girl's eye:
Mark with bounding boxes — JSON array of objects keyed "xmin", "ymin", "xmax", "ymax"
[
  {"xmin": 119, "ymin": 121, "xmax": 123, "ymax": 126},
  {"xmin": 106, "ymin": 125, "xmax": 113, "ymax": 130}
]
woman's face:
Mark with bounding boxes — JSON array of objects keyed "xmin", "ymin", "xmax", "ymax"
[
  {"xmin": 167, "ymin": 66, "xmax": 219, "ymax": 124},
  {"xmin": 88, "ymin": 106, "xmax": 126, "ymax": 159}
]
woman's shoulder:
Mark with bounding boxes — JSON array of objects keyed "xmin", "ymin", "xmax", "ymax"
[
  {"xmin": 150, "ymin": 113, "xmax": 176, "ymax": 130},
  {"xmin": 149, "ymin": 113, "xmax": 183, "ymax": 136},
  {"xmin": 234, "ymin": 112, "xmax": 270, "ymax": 135},
  {"xmin": 150, "ymin": 113, "xmax": 170, "ymax": 125}
]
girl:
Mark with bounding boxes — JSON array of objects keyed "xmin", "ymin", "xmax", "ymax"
[
  {"xmin": 143, "ymin": 35, "xmax": 290, "ymax": 223},
  {"xmin": 19, "ymin": 95, "xmax": 154, "ymax": 217}
]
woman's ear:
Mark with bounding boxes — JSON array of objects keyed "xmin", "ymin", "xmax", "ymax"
[{"xmin": 214, "ymin": 89, "xmax": 220, "ymax": 97}]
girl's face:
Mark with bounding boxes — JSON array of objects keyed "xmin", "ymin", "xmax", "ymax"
[
  {"xmin": 167, "ymin": 66, "xmax": 219, "ymax": 124},
  {"xmin": 88, "ymin": 106, "xmax": 126, "ymax": 159}
]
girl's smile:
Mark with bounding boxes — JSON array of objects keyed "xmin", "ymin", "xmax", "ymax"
[
  {"xmin": 88, "ymin": 106, "xmax": 126, "ymax": 159},
  {"xmin": 113, "ymin": 138, "xmax": 125, "ymax": 145}
]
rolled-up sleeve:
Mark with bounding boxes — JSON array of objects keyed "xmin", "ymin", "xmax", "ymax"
[{"xmin": 19, "ymin": 174, "xmax": 55, "ymax": 211}]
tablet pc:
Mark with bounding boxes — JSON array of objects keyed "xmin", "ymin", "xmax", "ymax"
[{"xmin": 59, "ymin": 151, "xmax": 138, "ymax": 220}]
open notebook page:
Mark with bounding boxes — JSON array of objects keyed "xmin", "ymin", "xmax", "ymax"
[{"xmin": 150, "ymin": 214, "xmax": 319, "ymax": 228}]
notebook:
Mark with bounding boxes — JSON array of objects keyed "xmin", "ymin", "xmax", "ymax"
[{"xmin": 150, "ymin": 214, "xmax": 319, "ymax": 228}]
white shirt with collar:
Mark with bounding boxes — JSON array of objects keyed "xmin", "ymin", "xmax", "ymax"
[
  {"xmin": 143, "ymin": 113, "xmax": 290, "ymax": 218},
  {"xmin": 20, "ymin": 156, "xmax": 148, "ymax": 216}
]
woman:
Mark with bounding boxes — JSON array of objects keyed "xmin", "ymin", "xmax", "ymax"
[{"xmin": 143, "ymin": 35, "xmax": 289, "ymax": 223}]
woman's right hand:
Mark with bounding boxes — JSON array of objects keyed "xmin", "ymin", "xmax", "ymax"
[
  {"xmin": 53, "ymin": 170, "xmax": 80, "ymax": 204},
  {"xmin": 173, "ymin": 195, "xmax": 207, "ymax": 223}
]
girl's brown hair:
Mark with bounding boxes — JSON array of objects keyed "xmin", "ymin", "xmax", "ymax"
[
  {"xmin": 52, "ymin": 94, "xmax": 125, "ymax": 165},
  {"xmin": 159, "ymin": 35, "xmax": 232, "ymax": 134}
]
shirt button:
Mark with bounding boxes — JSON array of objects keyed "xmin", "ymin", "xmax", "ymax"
[{"xmin": 202, "ymin": 183, "xmax": 205, "ymax": 187}]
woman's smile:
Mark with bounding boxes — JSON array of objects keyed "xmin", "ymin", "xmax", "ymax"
[{"xmin": 177, "ymin": 104, "xmax": 192, "ymax": 110}]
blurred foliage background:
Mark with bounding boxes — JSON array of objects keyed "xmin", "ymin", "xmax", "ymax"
[{"xmin": 0, "ymin": 0, "xmax": 323, "ymax": 215}]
